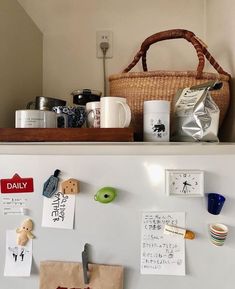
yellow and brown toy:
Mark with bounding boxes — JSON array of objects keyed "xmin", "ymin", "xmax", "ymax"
[
  {"xmin": 164, "ymin": 224, "xmax": 195, "ymax": 240},
  {"xmin": 61, "ymin": 178, "xmax": 80, "ymax": 194},
  {"xmin": 16, "ymin": 218, "xmax": 35, "ymax": 246}
]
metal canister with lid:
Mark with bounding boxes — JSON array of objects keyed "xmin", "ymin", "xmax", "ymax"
[
  {"xmin": 71, "ymin": 89, "xmax": 102, "ymax": 127},
  {"xmin": 71, "ymin": 89, "xmax": 102, "ymax": 107}
]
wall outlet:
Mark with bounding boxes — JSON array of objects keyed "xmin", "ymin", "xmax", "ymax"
[{"xmin": 96, "ymin": 30, "xmax": 113, "ymax": 58}]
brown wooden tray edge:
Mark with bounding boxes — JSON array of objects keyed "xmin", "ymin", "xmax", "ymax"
[{"xmin": 0, "ymin": 128, "xmax": 134, "ymax": 142}]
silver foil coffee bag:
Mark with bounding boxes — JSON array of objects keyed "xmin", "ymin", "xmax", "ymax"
[{"xmin": 172, "ymin": 81, "xmax": 222, "ymax": 142}]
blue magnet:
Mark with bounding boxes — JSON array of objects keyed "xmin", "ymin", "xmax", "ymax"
[{"xmin": 42, "ymin": 169, "xmax": 61, "ymax": 198}]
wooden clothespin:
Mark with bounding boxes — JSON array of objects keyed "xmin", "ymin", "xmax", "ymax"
[
  {"xmin": 82, "ymin": 243, "xmax": 89, "ymax": 284},
  {"xmin": 61, "ymin": 178, "xmax": 80, "ymax": 194}
]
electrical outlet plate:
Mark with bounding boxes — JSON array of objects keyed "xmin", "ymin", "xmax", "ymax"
[{"xmin": 96, "ymin": 30, "xmax": 113, "ymax": 58}]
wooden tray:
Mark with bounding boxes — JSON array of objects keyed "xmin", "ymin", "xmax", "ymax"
[{"xmin": 0, "ymin": 128, "xmax": 134, "ymax": 142}]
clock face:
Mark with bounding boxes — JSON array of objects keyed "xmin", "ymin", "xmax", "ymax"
[{"xmin": 166, "ymin": 170, "xmax": 204, "ymax": 197}]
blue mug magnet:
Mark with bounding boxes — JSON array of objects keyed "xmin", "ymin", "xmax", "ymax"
[{"xmin": 207, "ymin": 193, "xmax": 226, "ymax": 215}]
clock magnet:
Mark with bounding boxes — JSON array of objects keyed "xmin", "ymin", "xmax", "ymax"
[{"xmin": 165, "ymin": 169, "xmax": 204, "ymax": 197}]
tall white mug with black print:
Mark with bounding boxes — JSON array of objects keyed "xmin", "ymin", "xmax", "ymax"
[{"xmin": 143, "ymin": 100, "xmax": 170, "ymax": 142}]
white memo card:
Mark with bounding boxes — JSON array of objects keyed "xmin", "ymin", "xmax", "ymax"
[
  {"xmin": 4, "ymin": 230, "xmax": 33, "ymax": 277},
  {"xmin": 141, "ymin": 212, "xmax": 185, "ymax": 276},
  {"xmin": 42, "ymin": 192, "xmax": 75, "ymax": 229}
]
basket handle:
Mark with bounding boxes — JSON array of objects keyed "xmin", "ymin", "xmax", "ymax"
[{"xmin": 122, "ymin": 29, "xmax": 230, "ymax": 79}]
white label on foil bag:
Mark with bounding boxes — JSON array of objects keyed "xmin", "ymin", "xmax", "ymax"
[{"xmin": 175, "ymin": 88, "xmax": 205, "ymax": 116}]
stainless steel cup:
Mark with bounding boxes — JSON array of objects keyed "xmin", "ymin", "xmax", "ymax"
[{"xmin": 27, "ymin": 96, "xmax": 66, "ymax": 111}]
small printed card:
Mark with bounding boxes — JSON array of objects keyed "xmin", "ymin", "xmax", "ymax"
[
  {"xmin": 1, "ymin": 196, "xmax": 28, "ymax": 216},
  {"xmin": 4, "ymin": 230, "xmax": 33, "ymax": 277},
  {"xmin": 42, "ymin": 191, "xmax": 75, "ymax": 229}
]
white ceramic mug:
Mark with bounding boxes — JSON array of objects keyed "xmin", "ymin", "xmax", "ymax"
[
  {"xmin": 100, "ymin": 97, "xmax": 131, "ymax": 128},
  {"xmin": 143, "ymin": 100, "xmax": 170, "ymax": 142},
  {"xmin": 15, "ymin": 110, "xmax": 57, "ymax": 128},
  {"xmin": 86, "ymin": 101, "xmax": 100, "ymax": 128}
]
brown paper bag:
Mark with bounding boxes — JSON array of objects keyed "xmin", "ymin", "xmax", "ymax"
[{"xmin": 40, "ymin": 261, "xmax": 124, "ymax": 289}]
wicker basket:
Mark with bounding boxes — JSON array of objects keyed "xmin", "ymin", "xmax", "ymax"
[{"xmin": 109, "ymin": 29, "xmax": 231, "ymax": 140}]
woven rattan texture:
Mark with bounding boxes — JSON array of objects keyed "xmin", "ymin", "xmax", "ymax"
[{"xmin": 109, "ymin": 71, "xmax": 230, "ymax": 138}]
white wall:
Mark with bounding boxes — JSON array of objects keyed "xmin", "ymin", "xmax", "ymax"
[
  {"xmin": 15, "ymin": 0, "xmax": 235, "ymax": 141},
  {"xmin": 206, "ymin": 0, "xmax": 235, "ymax": 141},
  {"xmin": 18, "ymin": 0, "xmax": 206, "ymax": 104},
  {"xmin": 0, "ymin": 0, "xmax": 42, "ymax": 127}
]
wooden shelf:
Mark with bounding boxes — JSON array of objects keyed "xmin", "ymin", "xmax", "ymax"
[
  {"xmin": 0, "ymin": 142, "xmax": 235, "ymax": 155},
  {"xmin": 0, "ymin": 128, "xmax": 134, "ymax": 142},
  {"xmin": 0, "ymin": 129, "xmax": 235, "ymax": 156}
]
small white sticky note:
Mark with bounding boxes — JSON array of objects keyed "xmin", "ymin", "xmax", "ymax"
[
  {"xmin": 42, "ymin": 192, "xmax": 75, "ymax": 230},
  {"xmin": 4, "ymin": 230, "xmax": 33, "ymax": 277},
  {"xmin": 3, "ymin": 207, "xmax": 27, "ymax": 216},
  {"xmin": 1, "ymin": 197, "xmax": 28, "ymax": 216}
]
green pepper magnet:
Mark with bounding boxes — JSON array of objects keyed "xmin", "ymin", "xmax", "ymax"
[{"xmin": 94, "ymin": 187, "xmax": 117, "ymax": 204}]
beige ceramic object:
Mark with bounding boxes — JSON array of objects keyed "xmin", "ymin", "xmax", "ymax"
[{"xmin": 16, "ymin": 218, "xmax": 35, "ymax": 246}]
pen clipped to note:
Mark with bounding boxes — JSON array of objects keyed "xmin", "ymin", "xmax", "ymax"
[{"xmin": 164, "ymin": 224, "xmax": 195, "ymax": 240}]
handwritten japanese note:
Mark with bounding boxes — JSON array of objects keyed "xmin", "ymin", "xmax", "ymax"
[
  {"xmin": 42, "ymin": 192, "xmax": 75, "ymax": 229},
  {"xmin": 4, "ymin": 230, "xmax": 33, "ymax": 277},
  {"xmin": 141, "ymin": 212, "xmax": 185, "ymax": 276}
]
